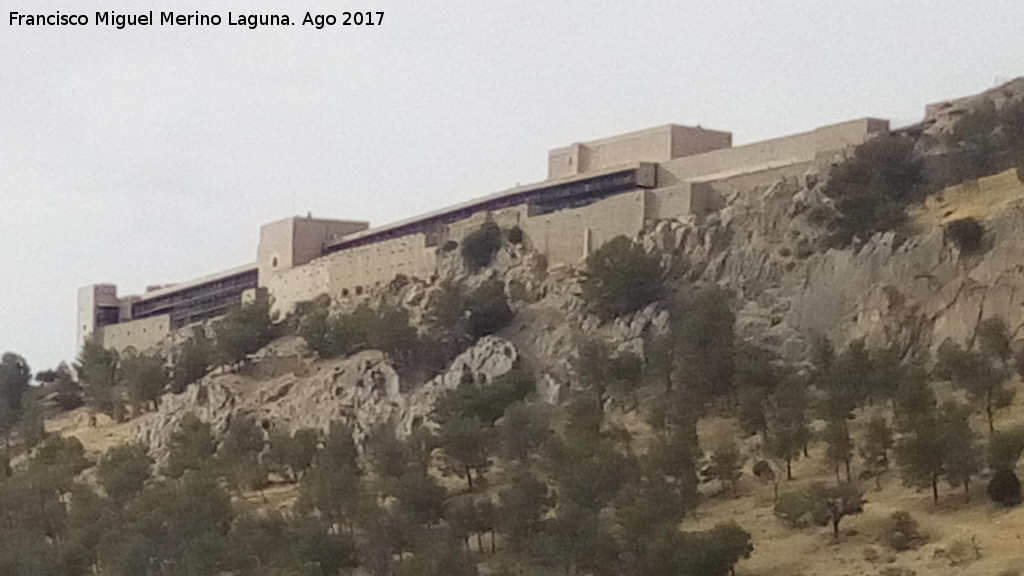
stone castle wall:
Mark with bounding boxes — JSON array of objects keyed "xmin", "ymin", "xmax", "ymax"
[{"xmin": 99, "ymin": 314, "xmax": 171, "ymax": 353}]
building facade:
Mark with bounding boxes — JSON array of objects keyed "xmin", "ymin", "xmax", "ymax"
[{"xmin": 79, "ymin": 117, "xmax": 889, "ymax": 353}]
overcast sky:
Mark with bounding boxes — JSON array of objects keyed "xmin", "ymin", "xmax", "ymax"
[{"xmin": 1, "ymin": 0, "xmax": 1023, "ymax": 371}]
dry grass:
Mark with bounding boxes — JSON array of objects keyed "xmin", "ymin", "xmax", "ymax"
[{"xmin": 910, "ymin": 168, "xmax": 1024, "ymax": 230}]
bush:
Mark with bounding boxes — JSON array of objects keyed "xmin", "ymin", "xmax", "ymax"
[
  {"xmin": 987, "ymin": 469, "xmax": 1022, "ymax": 507},
  {"xmin": 581, "ymin": 235, "xmax": 663, "ymax": 320},
  {"xmin": 883, "ymin": 511, "xmax": 926, "ymax": 551},
  {"xmin": 461, "ymin": 221, "xmax": 503, "ymax": 271},
  {"xmin": 823, "ymin": 134, "xmax": 923, "ymax": 246},
  {"xmin": 945, "ymin": 217, "xmax": 985, "ymax": 253},
  {"xmin": 466, "ymin": 279, "xmax": 514, "ymax": 339},
  {"xmin": 506, "ymin": 225, "xmax": 524, "ymax": 245},
  {"xmin": 774, "ymin": 487, "xmax": 827, "ymax": 528}
]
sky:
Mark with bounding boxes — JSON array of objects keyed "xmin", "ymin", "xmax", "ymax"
[{"xmin": 1, "ymin": 0, "xmax": 1023, "ymax": 372}]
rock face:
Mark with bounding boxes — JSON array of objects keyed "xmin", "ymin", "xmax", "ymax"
[
  {"xmin": 137, "ymin": 336, "xmax": 517, "ymax": 467},
  {"xmin": 638, "ymin": 163, "xmax": 1024, "ymax": 362}
]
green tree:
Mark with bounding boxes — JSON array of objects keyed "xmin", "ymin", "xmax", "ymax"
[
  {"xmin": 581, "ymin": 235, "xmax": 663, "ymax": 320},
  {"xmin": 75, "ymin": 340, "xmax": 125, "ymax": 422},
  {"xmin": 774, "ymin": 482, "xmax": 864, "ymax": 540},
  {"xmin": 988, "ymin": 426, "xmax": 1024, "ymax": 471},
  {"xmin": 937, "ymin": 401, "xmax": 981, "ymax": 499},
  {"xmin": 737, "ymin": 386, "xmax": 768, "ymax": 437},
  {"xmin": 96, "ymin": 443, "xmax": 153, "ymax": 506},
  {"xmin": 708, "ymin": 437, "xmax": 744, "ymax": 493},
  {"xmin": 300, "ymin": 306, "xmax": 359, "ymax": 360},
  {"xmin": 173, "ymin": 327, "xmax": 213, "ymax": 392},
  {"xmin": 896, "ymin": 412, "xmax": 946, "ymax": 503},
  {"xmin": 892, "ymin": 366, "xmax": 935, "ymax": 433},
  {"xmin": 399, "ymin": 527, "xmax": 478, "ymax": 576},
  {"xmin": 437, "ymin": 415, "xmax": 489, "ymax": 490},
  {"xmin": 218, "ymin": 413, "xmax": 267, "ymax": 491},
  {"xmin": 766, "ymin": 377, "xmax": 809, "ymax": 480},
  {"xmin": 823, "ymin": 416, "xmax": 854, "ymax": 482},
  {"xmin": 0, "ymin": 352, "xmax": 31, "ymax": 416},
  {"xmin": 18, "ymin": 389, "xmax": 46, "ymax": 449},
  {"xmin": 213, "ymin": 294, "xmax": 274, "ymax": 368},
  {"xmin": 165, "ymin": 414, "xmax": 216, "ymax": 478},
  {"xmin": 120, "ymin": 350, "xmax": 168, "ymax": 411},
  {"xmin": 897, "ymin": 401, "xmax": 980, "ymax": 502},
  {"xmin": 685, "ymin": 521, "xmax": 754, "ymax": 576},
  {"xmin": 496, "ymin": 401, "xmax": 551, "ymax": 463},
  {"xmin": 298, "ymin": 421, "xmax": 363, "ymax": 533},
  {"xmin": 860, "ymin": 415, "xmax": 894, "ymax": 488},
  {"xmin": 266, "ymin": 427, "xmax": 318, "ymax": 482},
  {"xmin": 36, "ymin": 362, "xmax": 83, "ymax": 411},
  {"xmin": 936, "ymin": 336, "xmax": 1014, "ymax": 432},
  {"xmin": 670, "ymin": 286, "xmax": 736, "ymax": 400},
  {"xmin": 823, "ymin": 133, "xmax": 923, "ymax": 245},
  {"xmin": 497, "ymin": 470, "xmax": 551, "ymax": 551}
]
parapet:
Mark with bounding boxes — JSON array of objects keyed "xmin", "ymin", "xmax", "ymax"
[{"xmin": 548, "ymin": 124, "xmax": 732, "ymax": 180}]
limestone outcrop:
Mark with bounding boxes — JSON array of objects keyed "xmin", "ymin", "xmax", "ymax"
[{"xmin": 137, "ymin": 335, "xmax": 518, "ymax": 467}]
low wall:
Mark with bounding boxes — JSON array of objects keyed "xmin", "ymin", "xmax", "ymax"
[{"xmin": 99, "ymin": 314, "xmax": 171, "ymax": 353}]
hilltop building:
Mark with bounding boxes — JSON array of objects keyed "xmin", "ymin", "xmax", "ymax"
[{"xmin": 78, "ymin": 117, "xmax": 889, "ymax": 353}]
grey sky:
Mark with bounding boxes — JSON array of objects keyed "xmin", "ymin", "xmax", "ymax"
[{"xmin": 2, "ymin": 0, "xmax": 1022, "ymax": 371}]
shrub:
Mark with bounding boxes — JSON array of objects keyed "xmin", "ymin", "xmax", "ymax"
[
  {"xmin": 883, "ymin": 511, "xmax": 926, "ymax": 551},
  {"xmin": 945, "ymin": 537, "xmax": 981, "ymax": 566},
  {"xmin": 506, "ymin": 225, "xmax": 524, "ymax": 245},
  {"xmin": 987, "ymin": 469, "xmax": 1022, "ymax": 507},
  {"xmin": 945, "ymin": 217, "xmax": 985, "ymax": 253},
  {"xmin": 581, "ymin": 235, "xmax": 663, "ymax": 320},
  {"xmin": 461, "ymin": 221, "xmax": 503, "ymax": 271},
  {"xmin": 823, "ymin": 134, "xmax": 923, "ymax": 246},
  {"xmin": 774, "ymin": 487, "xmax": 826, "ymax": 528},
  {"xmin": 466, "ymin": 279, "xmax": 514, "ymax": 339}
]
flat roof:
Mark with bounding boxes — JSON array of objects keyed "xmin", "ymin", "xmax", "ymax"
[
  {"xmin": 551, "ymin": 123, "xmax": 732, "ymax": 150},
  {"xmin": 135, "ymin": 262, "xmax": 258, "ymax": 302}
]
